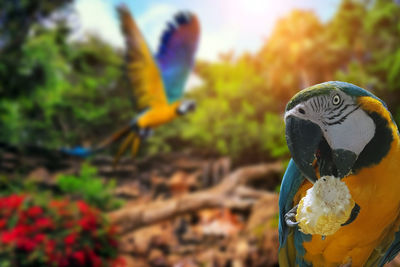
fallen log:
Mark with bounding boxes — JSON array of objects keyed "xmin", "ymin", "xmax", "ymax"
[{"xmin": 109, "ymin": 162, "xmax": 282, "ymax": 234}]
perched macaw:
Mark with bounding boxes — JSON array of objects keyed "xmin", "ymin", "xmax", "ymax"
[
  {"xmin": 62, "ymin": 5, "xmax": 200, "ymax": 164},
  {"xmin": 279, "ymin": 81, "xmax": 400, "ymax": 267}
]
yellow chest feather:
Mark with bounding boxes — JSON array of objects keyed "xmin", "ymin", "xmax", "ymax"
[
  {"xmin": 296, "ymin": 140, "xmax": 400, "ymax": 267},
  {"xmin": 137, "ymin": 104, "xmax": 179, "ymax": 128}
]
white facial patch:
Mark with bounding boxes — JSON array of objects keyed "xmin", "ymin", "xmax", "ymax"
[{"xmin": 323, "ymin": 108, "xmax": 375, "ymax": 156}]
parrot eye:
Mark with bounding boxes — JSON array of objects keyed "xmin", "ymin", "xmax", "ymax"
[{"xmin": 332, "ymin": 94, "xmax": 341, "ymax": 105}]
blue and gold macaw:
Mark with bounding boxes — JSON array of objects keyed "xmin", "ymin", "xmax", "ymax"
[
  {"xmin": 63, "ymin": 5, "xmax": 200, "ymax": 164},
  {"xmin": 279, "ymin": 81, "xmax": 400, "ymax": 266}
]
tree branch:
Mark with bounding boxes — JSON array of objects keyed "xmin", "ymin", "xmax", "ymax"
[{"xmin": 108, "ymin": 162, "xmax": 282, "ymax": 234}]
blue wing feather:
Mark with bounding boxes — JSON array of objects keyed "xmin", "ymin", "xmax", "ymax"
[
  {"xmin": 279, "ymin": 159, "xmax": 312, "ymax": 267},
  {"xmin": 279, "ymin": 159, "xmax": 304, "ymax": 247},
  {"xmin": 379, "ymin": 229, "xmax": 400, "ymax": 266},
  {"xmin": 156, "ymin": 11, "xmax": 200, "ymax": 103},
  {"xmin": 60, "ymin": 146, "xmax": 93, "ymax": 158}
]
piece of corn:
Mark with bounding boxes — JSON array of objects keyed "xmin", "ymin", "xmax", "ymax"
[{"xmin": 296, "ymin": 176, "xmax": 354, "ymax": 236}]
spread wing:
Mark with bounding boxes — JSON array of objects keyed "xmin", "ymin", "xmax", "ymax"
[
  {"xmin": 156, "ymin": 11, "xmax": 200, "ymax": 104},
  {"xmin": 117, "ymin": 5, "xmax": 168, "ymax": 109},
  {"xmin": 278, "ymin": 159, "xmax": 311, "ymax": 267}
]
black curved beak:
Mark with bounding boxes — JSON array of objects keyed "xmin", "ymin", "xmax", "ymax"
[
  {"xmin": 187, "ymin": 101, "xmax": 196, "ymax": 112},
  {"xmin": 285, "ymin": 116, "xmax": 358, "ymax": 181},
  {"xmin": 285, "ymin": 116, "xmax": 322, "ymax": 183},
  {"xmin": 333, "ymin": 149, "xmax": 357, "ymax": 178},
  {"xmin": 177, "ymin": 100, "xmax": 196, "ymax": 115}
]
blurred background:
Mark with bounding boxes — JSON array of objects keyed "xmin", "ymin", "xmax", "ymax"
[{"xmin": 1, "ymin": 0, "xmax": 400, "ymax": 266}]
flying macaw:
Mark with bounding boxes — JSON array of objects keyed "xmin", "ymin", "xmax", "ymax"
[
  {"xmin": 279, "ymin": 81, "xmax": 400, "ymax": 266},
  {"xmin": 62, "ymin": 5, "xmax": 200, "ymax": 164}
]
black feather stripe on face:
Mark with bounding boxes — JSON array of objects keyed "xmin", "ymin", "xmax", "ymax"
[{"xmin": 324, "ymin": 105, "xmax": 360, "ymax": 126}]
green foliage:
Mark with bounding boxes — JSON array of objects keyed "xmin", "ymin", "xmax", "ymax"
[
  {"xmin": 172, "ymin": 56, "xmax": 288, "ymax": 161},
  {"xmin": 259, "ymin": 10, "xmax": 325, "ymax": 103},
  {"xmin": 0, "ymin": 0, "xmax": 73, "ymax": 99},
  {"xmin": 56, "ymin": 163, "xmax": 123, "ymax": 211},
  {"xmin": 0, "ymin": 28, "xmax": 132, "ymax": 148},
  {"xmin": 0, "ymin": 175, "xmax": 59, "ymax": 205},
  {"xmin": 331, "ymin": 0, "xmax": 400, "ymax": 124},
  {"xmin": 0, "ymin": 1, "xmax": 133, "ymax": 148},
  {"xmin": 261, "ymin": 114, "xmax": 289, "ymax": 158}
]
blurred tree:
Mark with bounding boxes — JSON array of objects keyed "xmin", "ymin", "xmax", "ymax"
[
  {"xmin": 163, "ymin": 56, "xmax": 289, "ymax": 163},
  {"xmin": 363, "ymin": 0, "xmax": 400, "ymax": 101},
  {"xmin": 0, "ymin": 0, "xmax": 73, "ymax": 98},
  {"xmin": 328, "ymin": 0, "xmax": 378, "ymax": 91},
  {"xmin": 258, "ymin": 10, "xmax": 325, "ymax": 107},
  {"xmin": 0, "ymin": 0, "xmax": 132, "ymax": 148},
  {"xmin": 334, "ymin": 0, "xmax": 400, "ymax": 121},
  {"xmin": 0, "ymin": 30, "xmax": 131, "ymax": 147},
  {"xmin": 56, "ymin": 36, "xmax": 131, "ymax": 147},
  {"xmin": 365, "ymin": 0, "xmax": 400, "ymax": 90}
]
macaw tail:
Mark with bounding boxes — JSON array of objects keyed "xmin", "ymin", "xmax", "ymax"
[
  {"xmin": 96, "ymin": 124, "xmax": 141, "ymax": 167},
  {"xmin": 60, "ymin": 146, "xmax": 94, "ymax": 158},
  {"xmin": 112, "ymin": 132, "xmax": 141, "ymax": 168},
  {"xmin": 96, "ymin": 125, "xmax": 132, "ymax": 151},
  {"xmin": 61, "ymin": 124, "xmax": 133, "ymax": 159},
  {"xmin": 62, "ymin": 123, "xmax": 141, "ymax": 167}
]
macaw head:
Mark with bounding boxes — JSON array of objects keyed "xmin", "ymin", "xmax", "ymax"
[
  {"xmin": 284, "ymin": 81, "xmax": 397, "ymax": 183},
  {"xmin": 176, "ymin": 99, "xmax": 196, "ymax": 115}
]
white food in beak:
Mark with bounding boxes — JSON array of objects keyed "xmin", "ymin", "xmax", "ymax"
[{"xmin": 296, "ymin": 176, "xmax": 355, "ymax": 236}]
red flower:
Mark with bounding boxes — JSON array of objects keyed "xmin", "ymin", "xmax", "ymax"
[
  {"xmin": 17, "ymin": 237, "xmax": 36, "ymax": 251},
  {"xmin": 64, "ymin": 233, "xmax": 77, "ymax": 246},
  {"xmin": 1, "ymin": 230, "xmax": 17, "ymax": 244},
  {"xmin": 34, "ymin": 234, "xmax": 46, "ymax": 243},
  {"xmin": 35, "ymin": 218, "xmax": 54, "ymax": 229},
  {"xmin": 88, "ymin": 250, "xmax": 102, "ymax": 267},
  {"xmin": 0, "ymin": 219, "xmax": 7, "ymax": 229},
  {"xmin": 0, "ymin": 194, "xmax": 120, "ymax": 266},
  {"xmin": 5, "ymin": 195, "xmax": 25, "ymax": 209},
  {"xmin": 45, "ymin": 239, "xmax": 55, "ymax": 256},
  {"xmin": 18, "ymin": 212, "xmax": 28, "ymax": 225},
  {"xmin": 77, "ymin": 201, "xmax": 90, "ymax": 214},
  {"xmin": 78, "ymin": 216, "xmax": 97, "ymax": 231},
  {"xmin": 27, "ymin": 206, "xmax": 43, "ymax": 217},
  {"xmin": 2, "ymin": 225, "xmax": 28, "ymax": 244},
  {"xmin": 73, "ymin": 251, "xmax": 86, "ymax": 265}
]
